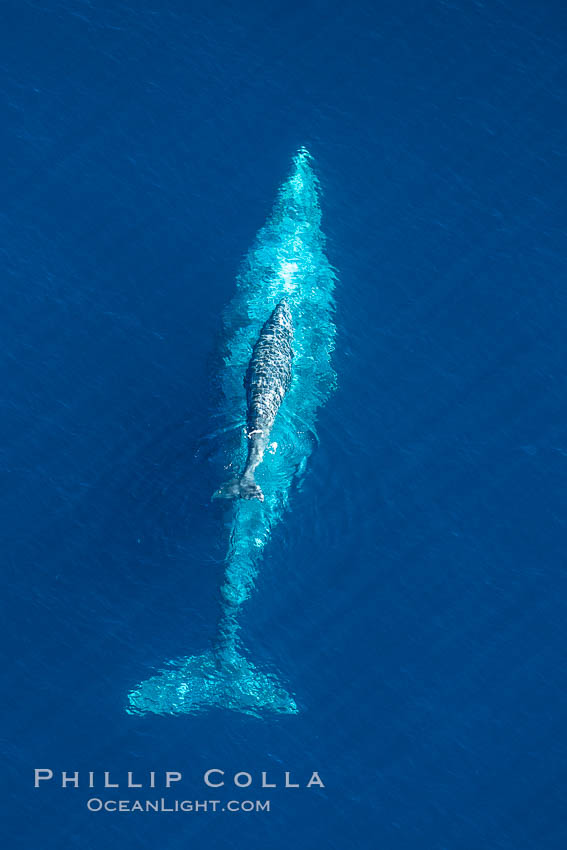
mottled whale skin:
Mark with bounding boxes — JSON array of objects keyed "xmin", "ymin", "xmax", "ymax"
[{"xmin": 215, "ymin": 298, "xmax": 293, "ymax": 502}]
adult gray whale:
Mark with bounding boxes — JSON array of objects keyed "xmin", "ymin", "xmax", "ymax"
[
  {"xmin": 214, "ymin": 298, "xmax": 294, "ymax": 502},
  {"xmin": 126, "ymin": 148, "xmax": 336, "ymax": 717}
]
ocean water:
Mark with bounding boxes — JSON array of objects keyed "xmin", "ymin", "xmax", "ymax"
[{"xmin": 2, "ymin": 1, "xmax": 567, "ymax": 848}]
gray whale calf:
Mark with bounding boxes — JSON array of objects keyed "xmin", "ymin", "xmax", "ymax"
[{"xmin": 214, "ymin": 298, "xmax": 293, "ymax": 502}]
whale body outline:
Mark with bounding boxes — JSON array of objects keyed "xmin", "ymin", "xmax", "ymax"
[
  {"xmin": 213, "ymin": 298, "xmax": 294, "ymax": 503},
  {"xmin": 127, "ymin": 148, "xmax": 336, "ymax": 717}
]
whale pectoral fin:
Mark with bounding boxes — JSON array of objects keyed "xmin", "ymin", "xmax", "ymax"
[{"xmin": 212, "ymin": 477, "xmax": 264, "ymax": 502}]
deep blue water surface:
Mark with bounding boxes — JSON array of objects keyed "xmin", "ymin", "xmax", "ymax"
[{"xmin": 2, "ymin": 1, "xmax": 567, "ymax": 847}]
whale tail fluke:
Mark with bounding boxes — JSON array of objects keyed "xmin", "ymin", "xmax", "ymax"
[
  {"xmin": 213, "ymin": 475, "xmax": 264, "ymax": 502},
  {"xmin": 126, "ymin": 649, "xmax": 297, "ymax": 717}
]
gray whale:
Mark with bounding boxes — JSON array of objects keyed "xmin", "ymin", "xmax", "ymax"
[
  {"xmin": 214, "ymin": 298, "xmax": 293, "ymax": 502},
  {"xmin": 127, "ymin": 149, "xmax": 335, "ymax": 717}
]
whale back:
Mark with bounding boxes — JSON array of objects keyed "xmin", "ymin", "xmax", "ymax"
[
  {"xmin": 245, "ymin": 298, "xmax": 294, "ymax": 434},
  {"xmin": 218, "ymin": 148, "xmax": 337, "ymax": 608}
]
